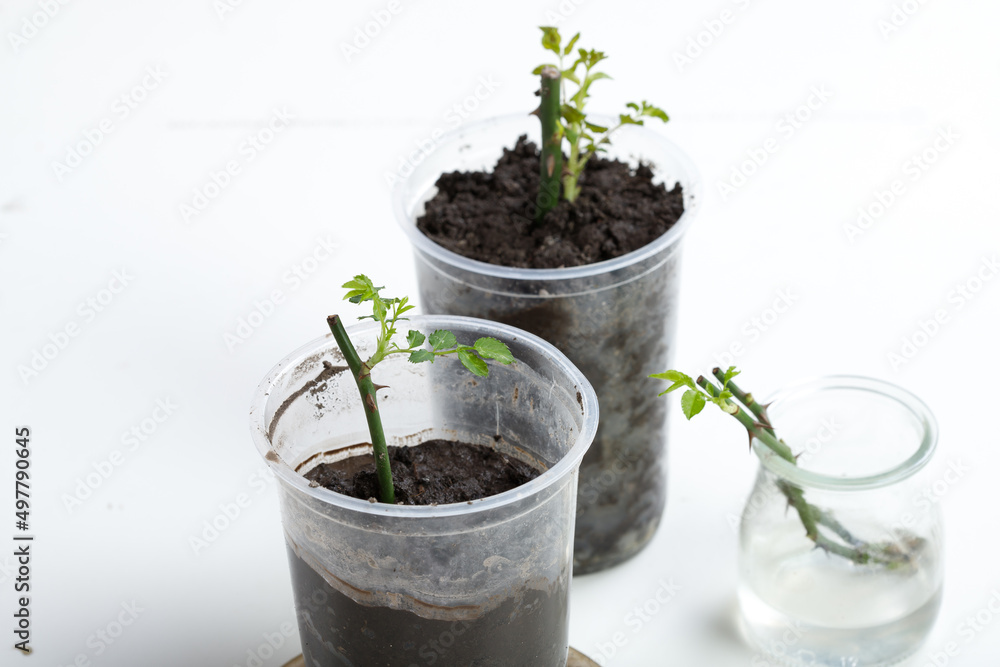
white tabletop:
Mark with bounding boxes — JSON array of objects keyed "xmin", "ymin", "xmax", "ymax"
[{"xmin": 3, "ymin": 0, "xmax": 999, "ymax": 664}]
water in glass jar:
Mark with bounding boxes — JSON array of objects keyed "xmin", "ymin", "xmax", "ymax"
[{"xmin": 740, "ymin": 540, "xmax": 942, "ymax": 666}]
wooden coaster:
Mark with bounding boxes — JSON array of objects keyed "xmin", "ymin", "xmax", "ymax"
[{"xmin": 283, "ymin": 647, "xmax": 599, "ymax": 666}]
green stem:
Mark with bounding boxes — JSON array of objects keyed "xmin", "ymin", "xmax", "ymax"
[
  {"xmin": 536, "ymin": 66, "xmax": 563, "ymax": 221},
  {"xmin": 563, "ymin": 137, "xmax": 581, "ymax": 202},
  {"xmin": 713, "ymin": 367, "xmax": 773, "ymax": 436},
  {"xmin": 696, "ymin": 376, "xmax": 912, "ymax": 569},
  {"xmin": 327, "ymin": 314, "xmax": 395, "ymax": 504}
]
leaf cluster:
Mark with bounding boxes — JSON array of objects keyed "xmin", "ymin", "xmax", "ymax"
[
  {"xmin": 342, "ymin": 275, "xmax": 514, "ymax": 377},
  {"xmin": 534, "ymin": 27, "xmax": 669, "ymax": 187},
  {"xmin": 651, "ymin": 366, "xmax": 741, "ymax": 420}
]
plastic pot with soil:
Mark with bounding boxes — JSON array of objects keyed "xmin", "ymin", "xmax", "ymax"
[
  {"xmin": 393, "ymin": 30, "xmax": 699, "ymax": 574},
  {"xmin": 250, "ymin": 310, "xmax": 598, "ymax": 666}
]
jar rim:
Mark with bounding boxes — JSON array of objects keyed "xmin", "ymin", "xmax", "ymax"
[
  {"xmin": 751, "ymin": 375, "xmax": 938, "ymax": 491},
  {"xmin": 392, "ymin": 113, "xmax": 702, "ymax": 282}
]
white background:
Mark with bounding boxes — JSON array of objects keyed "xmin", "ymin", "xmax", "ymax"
[{"xmin": 2, "ymin": 0, "xmax": 999, "ymax": 665}]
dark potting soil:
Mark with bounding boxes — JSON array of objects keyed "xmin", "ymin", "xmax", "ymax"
[
  {"xmin": 287, "ymin": 545, "xmax": 569, "ymax": 666},
  {"xmin": 303, "ymin": 439, "xmax": 540, "ymax": 505},
  {"xmin": 415, "ymin": 135, "xmax": 685, "ymax": 269}
]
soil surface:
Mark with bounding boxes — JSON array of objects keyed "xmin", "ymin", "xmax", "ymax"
[
  {"xmin": 303, "ymin": 439, "xmax": 540, "ymax": 505},
  {"xmin": 415, "ymin": 135, "xmax": 685, "ymax": 269}
]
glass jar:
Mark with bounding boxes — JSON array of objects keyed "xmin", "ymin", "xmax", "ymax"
[{"xmin": 738, "ymin": 376, "xmax": 943, "ymax": 666}]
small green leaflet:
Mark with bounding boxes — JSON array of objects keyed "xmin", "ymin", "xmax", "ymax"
[
  {"xmin": 428, "ymin": 330, "xmax": 457, "ymax": 351},
  {"xmin": 650, "ymin": 370, "xmax": 695, "ymax": 396},
  {"xmin": 563, "ymin": 32, "xmax": 580, "ymax": 56},
  {"xmin": 473, "ymin": 337, "xmax": 514, "ymax": 364},
  {"xmin": 406, "ymin": 330, "xmax": 425, "ymax": 348},
  {"xmin": 720, "ymin": 366, "xmax": 740, "ymax": 387},
  {"xmin": 342, "ymin": 275, "xmax": 378, "ymax": 303},
  {"xmin": 540, "ymin": 26, "xmax": 561, "ymax": 54},
  {"xmin": 409, "ymin": 349, "xmax": 435, "ymax": 364},
  {"xmin": 681, "ymin": 389, "xmax": 706, "ymax": 420},
  {"xmin": 457, "ymin": 349, "xmax": 488, "ymax": 377}
]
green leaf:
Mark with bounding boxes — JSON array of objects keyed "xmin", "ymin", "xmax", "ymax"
[
  {"xmin": 563, "ymin": 32, "xmax": 580, "ymax": 56},
  {"xmin": 586, "ymin": 72, "xmax": 612, "ymax": 85},
  {"xmin": 584, "ymin": 121, "xmax": 608, "ymax": 133},
  {"xmin": 342, "ymin": 275, "xmax": 376, "ymax": 301},
  {"xmin": 640, "ymin": 102, "xmax": 669, "ymax": 123},
  {"xmin": 428, "ymin": 329, "xmax": 458, "ymax": 351},
  {"xmin": 619, "ymin": 113, "xmax": 641, "ymax": 126},
  {"xmin": 650, "ymin": 370, "xmax": 696, "ymax": 389},
  {"xmin": 540, "ymin": 26, "xmax": 561, "ymax": 54},
  {"xmin": 406, "ymin": 330, "xmax": 425, "ymax": 348},
  {"xmin": 562, "ymin": 70, "xmax": 580, "ymax": 84},
  {"xmin": 473, "ymin": 337, "xmax": 514, "ymax": 364},
  {"xmin": 532, "ymin": 64, "xmax": 546, "ymax": 75},
  {"xmin": 561, "ymin": 104, "xmax": 586, "ymax": 124},
  {"xmin": 681, "ymin": 389, "xmax": 706, "ymax": 420},
  {"xmin": 457, "ymin": 349, "xmax": 489, "ymax": 377},
  {"xmin": 408, "ymin": 349, "xmax": 435, "ymax": 364},
  {"xmin": 657, "ymin": 380, "xmax": 687, "ymax": 396},
  {"xmin": 583, "ymin": 49, "xmax": 607, "ymax": 68},
  {"xmin": 372, "ymin": 298, "xmax": 387, "ymax": 323},
  {"xmin": 626, "ymin": 102, "xmax": 640, "ymax": 112},
  {"xmin": 721, "ymin": 366, "xmax": 741, "ymax": 387}
]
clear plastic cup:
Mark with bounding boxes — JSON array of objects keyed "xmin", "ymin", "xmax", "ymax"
[
  {"xmin": 250, "ymin": 315, "xmax": 598, "ymax": 666},
  {"xmin": 393, "ymin": 114, "xmax": 700, "ymax": 574}
]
